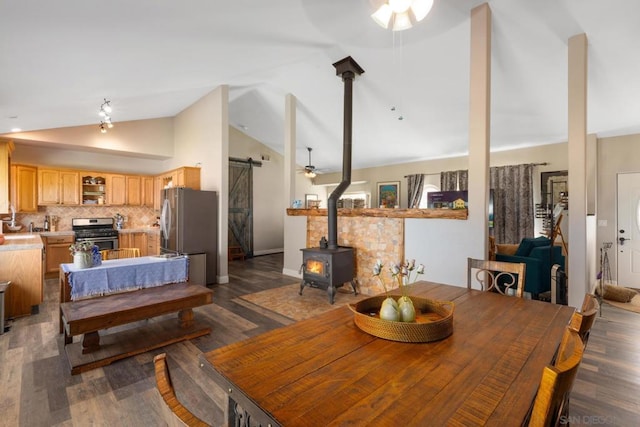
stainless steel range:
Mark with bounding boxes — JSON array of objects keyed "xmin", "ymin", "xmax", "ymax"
[{"xmin": 72, "ymin": 218, "xmax": 119, "ymax": 250}]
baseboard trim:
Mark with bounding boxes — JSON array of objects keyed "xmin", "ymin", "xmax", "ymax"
[
  {"xmin": 282, "ymin": 268, "xmax": 302, "ymax": 279},
  {"xmin": 253, "ymin": 248, "xmax": 284, "ymax": 256}
]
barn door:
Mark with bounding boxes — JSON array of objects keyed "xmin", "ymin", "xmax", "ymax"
[{"xmin": 229, "ymin": 159, "xmax": 253, "ymax": 258}]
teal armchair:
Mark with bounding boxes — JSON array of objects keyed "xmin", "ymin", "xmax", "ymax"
[{"xmin": 495, "ymin": 237, "xmax": 565, "ymax": 299}]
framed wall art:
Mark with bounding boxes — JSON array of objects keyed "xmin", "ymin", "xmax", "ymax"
[
  {"xmin": 377, "ymin": 181, "xmax": 400, "ymax": 208},
  {"xmin": 305, "ymin": 194, "xmax": 319, "ymax": 209}
]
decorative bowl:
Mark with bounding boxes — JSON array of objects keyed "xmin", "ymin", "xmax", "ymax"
[{"xmin": 349, "ymin": 295, "xmax": 454, "ymax": 343}]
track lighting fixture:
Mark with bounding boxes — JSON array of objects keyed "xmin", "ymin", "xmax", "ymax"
[
  {"xmin": 98, "ymin": 98, "xmax": 114, "ymax": 132},
  {"xmin": 101, "ymin": 99, "xmax": 112, "ymax": 114}
]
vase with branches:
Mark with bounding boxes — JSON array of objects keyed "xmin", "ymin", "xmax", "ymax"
[{"xmin": 373, "ymin": 259, "xmax": 425, "ymax": 322}]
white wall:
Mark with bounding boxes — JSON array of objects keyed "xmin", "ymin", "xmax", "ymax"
[
  {"xmin": 173, "ymin": 86, "xmax": 229, "ymax": 283},
  {"xmin": 405, "ymin": 218, "xmax": 477, "ymax": 287},
  {"xmin": 12, "ymin": 143, "xmax": 166, "ymax": 175},
  {"xmin": 9, "ymin": 117, "xmax": 175, "ymax": 161},
  {"xmin": 596, "ymin": 133, "xmax": 640, "ymax": 282}
]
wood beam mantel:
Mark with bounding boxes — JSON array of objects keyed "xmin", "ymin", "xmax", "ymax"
[{"xmin": 286, "ymin": 208, "xmax": 467, "ymax": 220}]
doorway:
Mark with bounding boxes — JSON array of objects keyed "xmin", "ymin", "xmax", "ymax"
[
  {"xmin": 229, "ymin": 159, "xmax": 254, "ymax": 258},
  {"xmin": 616, "ymin": 172, "xmax": 640, "ymax": 287}
]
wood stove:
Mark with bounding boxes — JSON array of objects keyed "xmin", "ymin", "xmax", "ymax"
[
  {"xmin": 298, "ymin": 56, "xmax": 364, "ymax": 304},
  {"xmin": 300, "ymin": 246, "xmax": 357, "ymax": 304}
]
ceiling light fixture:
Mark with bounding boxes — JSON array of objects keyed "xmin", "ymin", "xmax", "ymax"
[
  {"xmin": 371, "ymin": 0, "xmax": 434, "ymax": 31},
  {"xmin": 98, "ymin": 98, "xmax": 114, "ymax": 132},
  {"xmin": 304, "ymin": 147, "xmax": 317, "ymax": 178},
  {"xmin": 101, "ymin": 99, "xmax": 112, "ymax": 114}
]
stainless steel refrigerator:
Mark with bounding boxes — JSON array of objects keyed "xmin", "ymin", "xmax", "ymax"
[{"xmin": 160, "ymin": 187, "xmax": 218, "ymax": 285}]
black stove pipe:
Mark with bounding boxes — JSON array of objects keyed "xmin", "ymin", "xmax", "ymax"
[{"xmin": 328, "ymin": 57, "xmax": 364, "ymax": 250}]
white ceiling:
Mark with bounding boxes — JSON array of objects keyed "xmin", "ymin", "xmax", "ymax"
[{"xmin": 2, "ymin": 0, "xmax": 639, "ymax": 173}]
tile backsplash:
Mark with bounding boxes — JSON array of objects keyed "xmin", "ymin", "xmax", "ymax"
[{"xmin": 7, "ymin": 205, "xmax": 159, "ymax": 232}]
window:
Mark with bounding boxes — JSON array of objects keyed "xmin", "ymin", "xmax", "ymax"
[
  {"xmin": 418, "ymin": 184, "xmax": 439, "ymax": 208},
  {"xmin": 418, "ymin": 174, "xmax": 441, "ymax": 208}
]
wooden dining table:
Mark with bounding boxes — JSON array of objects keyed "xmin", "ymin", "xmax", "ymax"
[{"xmin": 199, "ymin": 281, "xmax": 575, "ymax": 426}]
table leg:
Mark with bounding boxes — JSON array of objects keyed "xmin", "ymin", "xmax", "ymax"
[
  {"xmin": 82, "ymin": 331, "xmax": 100, "ymax": 354},
  {"xmin": 178, "ymin": 308, "xmax": 194, "ymax": 328}
]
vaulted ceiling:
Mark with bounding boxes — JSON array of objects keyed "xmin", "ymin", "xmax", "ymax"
[{"xmin": 1, "ymin": 1, "xmax": 639, "ymax": 173}]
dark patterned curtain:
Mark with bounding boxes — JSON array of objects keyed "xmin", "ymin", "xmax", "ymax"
[
  {"xmin": 440, "ymin": 170, "xmax": 469, "ymax": 191},
  {"xmin": 440, "ymin": 171, "xmax": 459, "ymax": 191},
  {"xmin": 458, "ymin": 170, "xmax": 468, "ymax": 191},
  {"xmin": 407, "ymin": 174, "xmax": 425, "ymax": 208},
  {"xmin": 490, "ymin": 164, "xmax": 534, "ymax": 244}
]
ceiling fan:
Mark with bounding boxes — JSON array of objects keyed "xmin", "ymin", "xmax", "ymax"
[{"xmin": 303, "ymin": 147, "xmax": 317, "ymax": 178}]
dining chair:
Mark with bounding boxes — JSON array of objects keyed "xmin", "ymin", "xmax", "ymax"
[
  {"xmin": 467, "ymin": 258, "xmax": 526, "ymax": 298},
  {"xmin": 527, "ymin": 328, "xmax": 585, "ymax": 427},
  {"xmin": 154, "ymin": 353, "xmax": 211, "ymax": 427},
  {"xmin": 100, "ymin": 247, "xmax": 141, "ymax": 260},
  {"xmin": 568, "ymin": 293, "xmax": 599, "ymax": 344}
]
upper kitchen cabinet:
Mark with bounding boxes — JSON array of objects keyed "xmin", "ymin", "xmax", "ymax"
[
  {"xmin": 0, "ymin": 139, "xmax": 14, "ymax": 214},
  {"xmin": 106, "ymin": 173, "xmax": 126, "ymax": 205},
  {"xmin": 160, "ymin": 166, "xmax": 201, "ymax": 190},
  {"xmin": 153, "ymin": 176, "xmax": 163, "ymax": 211},
  {"xmin": 142, "ymin": 176, "xmax": 154, "ymax": 208},
  {"xmin": 10, "ymin": 164, "xmax": 38, "ymax": 212},
  {"xmin": 80, "ymin": 173, "xmax": 106, "ymax": 205},
  {"xmin": 38, "ymin": 168, "xmax": 80, "ymax": 205},
  {"xmin": 126, "ymin": 175, "xmax": 142, "ymax": 206}
]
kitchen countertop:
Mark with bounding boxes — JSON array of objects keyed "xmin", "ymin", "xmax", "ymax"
[
  {"xmin": 0, "ymin": 233, "xmax": 44, "ymax": 251},
  {"xmin": 39, "ymin": 231, "xmax": 75, "ymax": 237},
  {"xmin": 117, "ymin": 227, "xmax": 160, "ymax": 234}
]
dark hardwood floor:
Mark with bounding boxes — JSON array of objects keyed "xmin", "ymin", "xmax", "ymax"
[{"xmin": 0, "ymin": 253, "xmax": 637, "ymax": 426}]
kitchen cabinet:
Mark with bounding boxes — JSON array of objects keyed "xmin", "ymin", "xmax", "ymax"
[
  {"xmin": 43, "ymin": 234, "xmax": 74, "ymax": 274},
  {"xmin": 154, "ymin": 176, "xmax": 163, "ymax": 211},
  {"xmin": 10, "ymin": 164, "xmax": 38, "ymax": 212},
  {"xmin": 38, "ymin": 169, "xmax": 58, "ymax": 204},
  {"xmin": 80, "ymin": 173, "xmax": 106, "ymax": 205},
  {"xmin": 106, "ymin": 174, "xmax": 126, "ymax": 205},
  {"xmin": 126, "ymin": 175, "xmax": 142, "ymax": 206},
  {"xmin": 147, "ymin": 231, "xmax": 160, "ymax": 256},
  {"xmin": 0, "ymin": 139, "xmax": 14, "ymax": 214},
  {"xmin": 143, "ymin": 176, "xmax": 154, "ymax": 208},
  {"xmin": 38, "ymin": 168, "xmax": 80, "ymax": 205},
  {"xmin": 119, "ymin": 231, "xmax": 148, "ymax": 256},
  {"xmin": 159, "ymin": 166, "xmax": 201, "ymax": 190},
  {"xmin": 0, "ymin": 243, "xmax": 43, "ymax": 318}
]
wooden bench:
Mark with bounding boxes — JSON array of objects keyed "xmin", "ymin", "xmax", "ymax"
[{"xmin": 59, "ymin": 282, "xmax": 213, "ymax": 374}]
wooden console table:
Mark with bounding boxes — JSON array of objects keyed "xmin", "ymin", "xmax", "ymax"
[
  {"xmin": 58, "ymin": 256, "xmax": 212, "ymax": 374},
  {"xmin": 60, "ymin": 282, "xmax": 212, "ymax": 374},
  {"xmin": 200, "ymin": 281, "xmax": 574, "ymax": 426}
]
